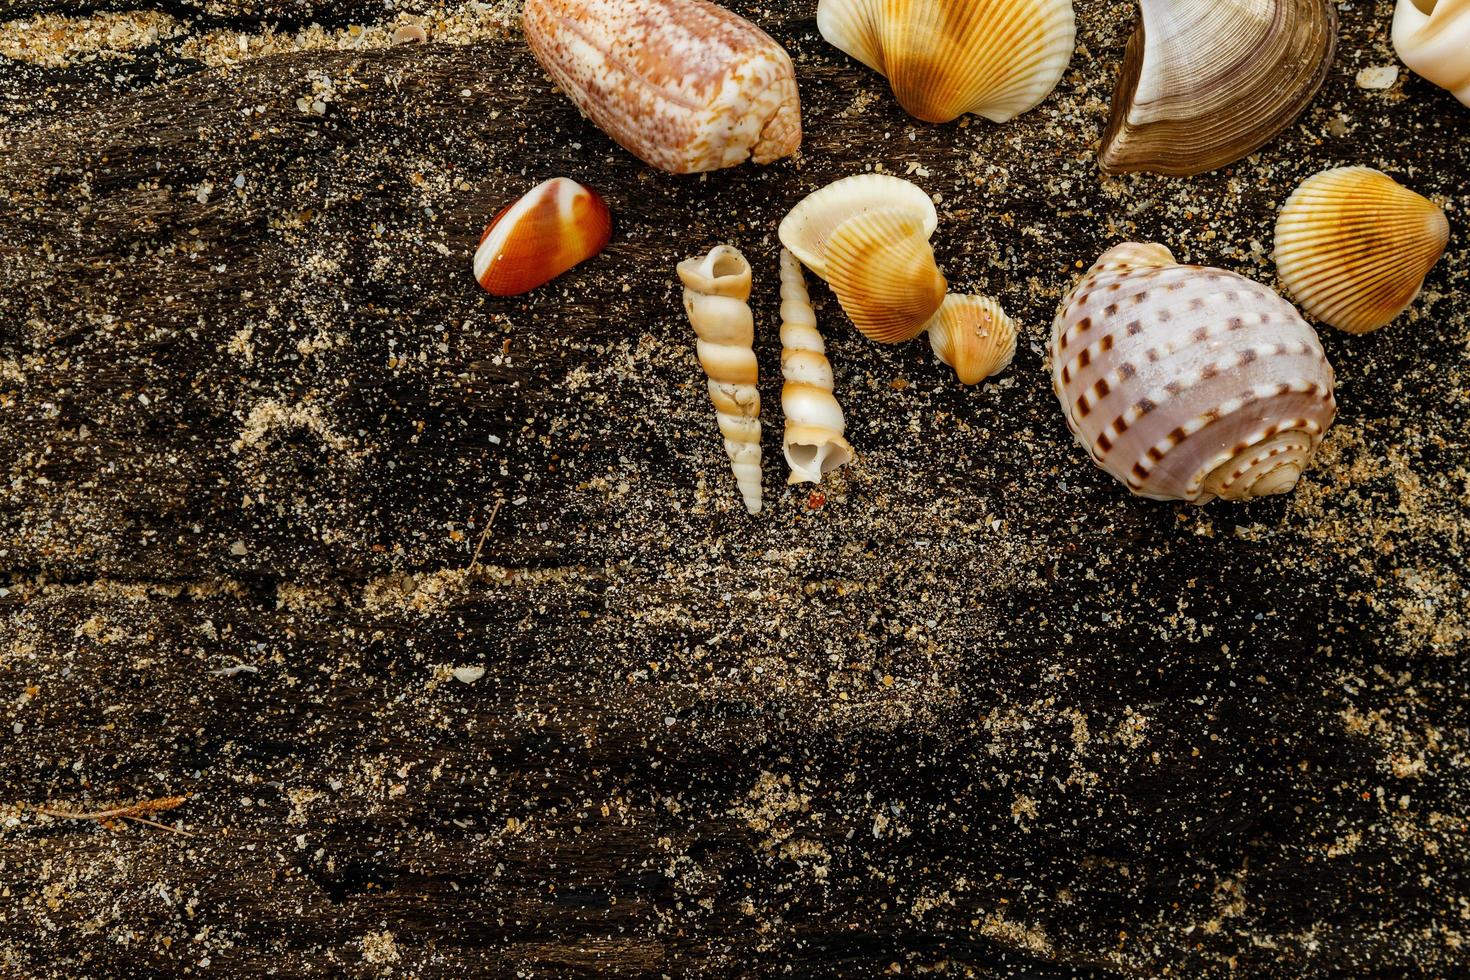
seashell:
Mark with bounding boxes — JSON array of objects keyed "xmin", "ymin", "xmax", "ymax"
[
  {"xmin": 778, "ymin": 174, "xmax": 938, "ymax": 280},
  {"xmin": 523, "ymin": 0, "xmax": 801, "ymax": 175},
  {"xmin": 1051, "ymin": 243, "xmax": 1337, "ymax": 504},
  {"xmin": 779, "ymin": 249, "xmax": 855, "ymax": 485},
  {"xmin": 823, "ymin": 209, "xmax": 948, "ymax": 344},
  {"xmin": 924, "ymin": 294, "xmax": 1019, "ymax": 385},
  {"xmin": 473, "ymin": 177, "xmax": 612, "ymax": 297},
  {"xmin": 1099, "ymin": 0, "xmax": 1338, "ymax": 176},
  {"xmin": 1394, "ymin": 0, "xmax": 1470, "ymax": 106},
  {"xmin": 1273, "ymin": 167, "xmax": 1450, "ymax": 335},
  {"xmin": 678, "ymin": 245, "xmax": 763, "ymax": 514},
  {"xmin": 780, "ymin": 175, "xmax": 945, "ymax": 345},
  {"xmin": 816, "ymin": 0, "xmax": 1076, "ymax": 124}
]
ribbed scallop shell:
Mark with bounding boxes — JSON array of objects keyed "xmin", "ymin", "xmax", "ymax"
[
  {"xmin": 824, "ymin": 209, "xmax": 948, "ymax": 344},
  {"xmin": 473, "ymin": 178, "xmax": 612, "ymax": 296},
  {"xmin": 1100, "ymin": 0, "xmax": 1338, "ymax": 176},
  {"xmin": 523, "ymin": 0, "xmax": 801, "ymax": 174},
  {"xmin": 1393, "ymin": 0, "xmax": 1470, "ymax": 106},
  {"xmin": 925, "ymin": 294, "xmax": 1018, "ymax": 384},
  {"xmin": 817, "ymin": 0, "xmax": 1076, "ymax": 123},
  {"xmin": 1274, "ymin": 167, "xmax": 1450, "ymax": 335},
  {"xmin": 778, "ymin": 174, "xmax": 938, "ymax": 279},
  {"xmin": 1051, "ymin": 243, "xmax": 1337, "ymax": 504}
]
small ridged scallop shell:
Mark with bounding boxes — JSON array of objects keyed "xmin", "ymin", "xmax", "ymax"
[
  {"xmin": 1100, "ymin": 0, "xmax": 1338, "ymax": 176},
  {"xmin": 925, "ymin": 294, "xmax": 1018, "ymax": 384},
  {"xmin": 1273, "ymin": 167, "xmax": 1450, "ymax": 335},
  {"xmin": 778, "ymin": 174, "xmax": 937, "ymax": 279},
  {"xmin": 1393, "ymin": 0, "xmax": 1470, "ymax": 106},
  {"xmin": 817, "ymin": 0, "xmax": 1076, "ymax": 124},
  {"xmin": 473, "ymin": 178, "xmax": 612, "ymax": 296},
  {"xmin": 523, "ymin": 0, "xmax": 801, "ymax": 174},
  {"xmin": 1051, "ymin": 243, "xmax": 1337, "ymax": 504},
  {"xmin": 824, "ymin": 209, "xmax": 948, "ymax": 344}
]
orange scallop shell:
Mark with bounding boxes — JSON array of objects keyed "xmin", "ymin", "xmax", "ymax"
[{"xmin": 473, "ymin": 177, "xmax": 612, "ymax": 297}]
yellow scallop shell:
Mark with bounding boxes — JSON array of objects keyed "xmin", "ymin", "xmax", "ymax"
[
  {"xmin": 1273, "ymin": 167, "xmax": 1450, "ymax": 335},
  {"xmin": 824, "ymin": 208, "xmax": 948, "ymax": 344},
  {"xmin": 924, "ymin": 294, "xmax": 1018, "ymax": 384}
]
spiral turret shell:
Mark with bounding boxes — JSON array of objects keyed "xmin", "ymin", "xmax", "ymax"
[{"xmin": 678, "ymin": 245, "xmax": 764, "ymax": 514}]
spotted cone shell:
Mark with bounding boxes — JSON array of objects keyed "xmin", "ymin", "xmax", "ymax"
[
  {"xmin": 523, "ymin": 0, "xmax": 801, "ymax": 174},
  {"xmin": 1051, "ymin": 243, "xmax": 1337, "ymax": 504},
  {"xmin": 1273, "ymin": 167, "xmax": 1450, "ymax": 335}
]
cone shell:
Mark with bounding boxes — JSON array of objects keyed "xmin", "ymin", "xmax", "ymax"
[
  {"xmin": 778, "ymin": 174, "xmax": 938, "ymax": 279},
  {"xmin": 1393, "ymin": 0, "xmax": 1470, "ymax": 106},
  {"xmin": 1274, "ymin": 167, "xmax": 1450, "ymax": 335},
  {"xmin": 1051, "ymin": 243, "xmax": 1337, "ymax": 504},
  {"xmin": 473, "ymin": 178, "xmax": 612, "ymax": 297},
  {"xmin": 816, "ymin": 0, "xmax": 1076, "ymax": 124},
  {"xmin": 1100, "ymin": 0, "xmax": 1338, "ymax": 176},
  {"xmin": 824, "ymin": 209, "xmax": 948, "ymax": 344},
  {"xmin": 523, "ymin": 0, "xmax": 801, "ymax": 174},
  {"xmin": 925, "ymin": 294, "xmax": 1019, "ymax": 384}
]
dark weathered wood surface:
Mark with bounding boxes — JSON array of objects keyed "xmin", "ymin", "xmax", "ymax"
[{"xmin": 1, "ymin": 1, "xmax": 1467, "ymax": 976}]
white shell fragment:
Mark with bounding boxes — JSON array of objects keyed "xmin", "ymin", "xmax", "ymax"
[
  {"xmin": 1393, "ymin": 0, "xmax": 1470, "ymax": 106},
  {"xmin": 1051, "ymin": 243, "xmax": 1338, "ymax": 504},
  {"xmin": 678, "ymin": 245, "xmax": 764, "ymax": 514},
  {"xmin": 1356, "ymin": 65, "xmax": 1400, "ymax": 90}
]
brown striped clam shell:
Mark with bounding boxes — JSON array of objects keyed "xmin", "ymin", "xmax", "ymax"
[
  {"xmin": 1051, "ymin": 243, "xmax": 1337, "ymax": 504},
  {"xmin": 1099, "ymin": 0, "xmax": 1337, "ymax": 176}
]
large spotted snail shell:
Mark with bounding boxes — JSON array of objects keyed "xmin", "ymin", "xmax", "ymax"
[{"xmin": 1050, "ymin": 243, "xmax": 1338, "ymax": 504}]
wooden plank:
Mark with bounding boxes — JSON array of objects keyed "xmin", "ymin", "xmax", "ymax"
[{"xmin": 2, "ymin": 1, "xmax": 1468, "ymax": 975}]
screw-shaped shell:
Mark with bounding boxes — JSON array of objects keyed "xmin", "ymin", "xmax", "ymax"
[
  {"xmin": 1051, "ymin": 243, "xmax": 1337, "ymax": 504},
  {"xmin": 523, "ymin": 0, "xmax": 801, "ymax": 174},
  {"xmin": 678, "ymin": 245, "xmax": 763, "ymax": 514},
  {"xmin": 780, "ymin": 249, "xmax": 855, "ymax": 485}
]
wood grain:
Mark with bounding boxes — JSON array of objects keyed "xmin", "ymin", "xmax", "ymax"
[{"xmin": 2, "ymin": 2, "xmax": 1468, "ymax": 976}]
